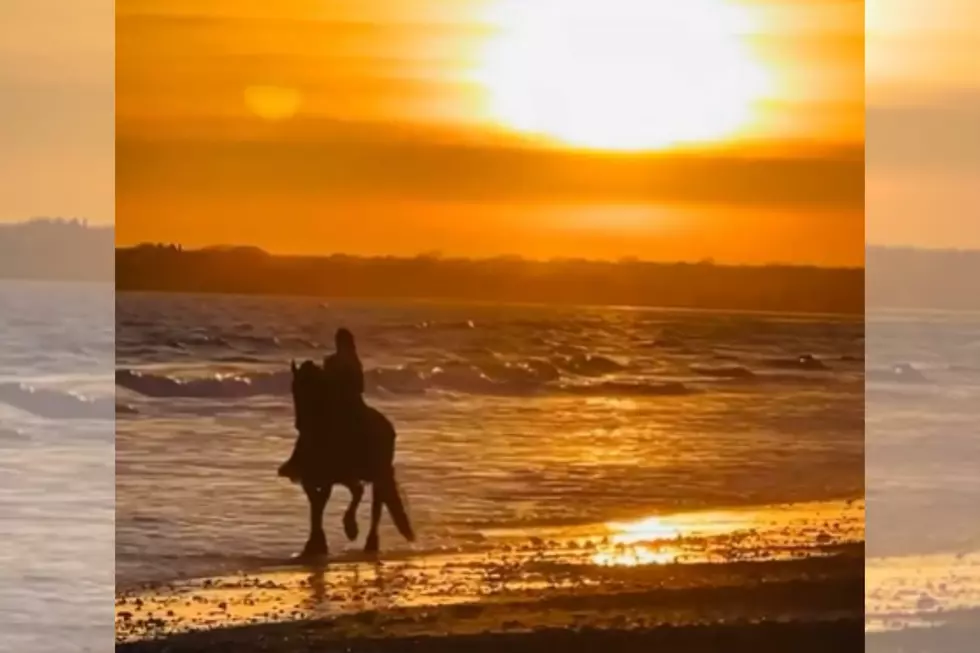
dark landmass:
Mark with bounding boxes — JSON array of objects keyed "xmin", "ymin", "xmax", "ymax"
[
  {"xmin": 867, "ymin": 246, "xmax": 980, "ymax": 311},
  {"xmin": 0, "ymin": 218, "xmax": 114, "ymax": 282},
  {"xmin": 117, "ymin": 244, "xmax": 863, "ymax": 314},
  {"xmin": 8, "ymin": 219, "xmax": 976, "ymax": 312}
]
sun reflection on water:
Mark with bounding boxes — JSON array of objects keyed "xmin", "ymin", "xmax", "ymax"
[
  {"xmin": 591, "ymin": 513, "xmax": 746, "ymax": 567},
  {"xmin": 588, "ymin": 501, "xmax": 862, "ymax": 568}
]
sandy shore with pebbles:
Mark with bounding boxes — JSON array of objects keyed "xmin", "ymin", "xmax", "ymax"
[{"xmin": 117, "ymin": 499, "xmax": 865, "ymax": 651}]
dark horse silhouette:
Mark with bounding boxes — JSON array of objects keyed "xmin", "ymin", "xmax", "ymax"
[{"xmin": 288, "ymin": 359, "xmax": 414, "ymax": 557}]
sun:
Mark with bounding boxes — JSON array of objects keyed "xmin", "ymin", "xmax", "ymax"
[
  {"xmin": 244, "ymin": 85, "xmax": 302, "ymax": 122},
  {"xmin": 475, "ymin": 0, "xmax": 771, "ymax": 151}
]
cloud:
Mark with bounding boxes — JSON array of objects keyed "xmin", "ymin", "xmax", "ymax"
[
  {"xmin": 866, "ymin": 89, "xmax": 980, "ymax": 247},
  {"xmin": 118, "ymin": 119, "xmax": 862, "ymax": 211},
  {"xmin": 867, "ymin": 89, "xmax": 980, "ymax": 173}
]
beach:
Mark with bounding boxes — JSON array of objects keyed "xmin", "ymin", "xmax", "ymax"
[
  {"xmin": 864, "ymin": 310, "xmax": 980, "ymax": 650},
  {"xmin": 116, "ymin": 293, "xmax": 865, "ymax": 649},
  {"xmin": 117, "ymin": 499, "xmax": 864, "ymax": 650},
  {"xmin": 121, "ymin": 619, "xmax": 865, "ymax": 653},
  {"xmin": 114, "ymin": 302, "xmax": 980, "ymax": 651}
]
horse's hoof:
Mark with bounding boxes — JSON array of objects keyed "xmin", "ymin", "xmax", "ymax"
[
  {"xmin": 343, "ymin": 517, "xmax": 359, "ymax": 542},
  {"xmin": 300, "ymin": 546, "xmax": 328, "ymax": 560},
  {"xmin": 364, "ymin": 534, "xmax": 379, "ymax": 554},
  {"xmin": 301, "ymin": 537, "xmax": 328, "ymax": 558}
]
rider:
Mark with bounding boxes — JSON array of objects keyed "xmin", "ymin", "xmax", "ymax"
[
  {"xmin": 278, "ymin": 328, "xmax": 367, "ymax": 482},
  {"xmin": 323, "ymin": 328, "xmax": 365, "ymax": 412},
  {"xmin": 322, "ymin": 328, "xmax": 368, "ymax": 470}
]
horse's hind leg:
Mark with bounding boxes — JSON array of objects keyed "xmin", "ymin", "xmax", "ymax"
[
  {"xmin": 301, "ymin": 481, "xmax": 331, "ymax": 558},
  {"xmin": 364, "ymin": 484, "xmax": 383, "ymax": 554},
  {"xmin": 342, "ymin": 481, "xmax": 363, "ymax": 542}
]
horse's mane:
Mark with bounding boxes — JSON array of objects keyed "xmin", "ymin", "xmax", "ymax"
[
  {"xmin": 291, "ymin": 357, "xmax": 352, "ymax": 413},
  {"xmin": 291, "ymin": 359, "xmax": 328, "ymax": 435},
  {"xmin": 292, "ymin": 359, "xmax": 325, "ymax": 383}
]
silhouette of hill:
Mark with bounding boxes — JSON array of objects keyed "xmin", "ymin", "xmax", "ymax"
[
  {"xmin": 117, "ymin": 244, "xmax": 863, "ymax": 314},
  {"xmin": 867, "ymin": 246, "xmax": 980, "ymax": 311},
  {"xmin": 0, "ymin": 218, "xmax": 114, "ymax": 282}
]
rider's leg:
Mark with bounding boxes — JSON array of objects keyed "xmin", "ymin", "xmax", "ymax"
[{"xmin": 278, "ymin": 431, "xmax": 307, "ymax": 481}]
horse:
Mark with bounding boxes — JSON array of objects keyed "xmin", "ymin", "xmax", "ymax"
[{"xmin": 288, "ymin": 359, "xmax": 415, "ymax": 557}]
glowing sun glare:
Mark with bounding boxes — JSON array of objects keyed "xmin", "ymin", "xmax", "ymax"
[{"xmin": 476, "ymin": 0, "xmax": 771, "ymax": 151}]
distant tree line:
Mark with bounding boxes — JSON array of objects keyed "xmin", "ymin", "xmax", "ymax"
[
  {"xmin": 867, "ymin": 246, "xmax": 980, "ymax": 311},
  {"xmin": 117, "ymin": 244, "xmax": 863, "ymax": 314},
  {"xmin": 0, "ymin": 218, "xmax": 113, "ymax": 282}
]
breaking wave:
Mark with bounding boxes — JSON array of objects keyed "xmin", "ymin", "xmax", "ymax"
[
  {"xmin": 115, "ymin": 354, "xmax": 691, "ymax": 400},
  {"xmin": 866, "ymin": 363, "xmax": 929, "ymax": 384},
  {"xmin": 0, "ymin": 382, "xmax": 114, "ymax": 420},
  {"xmin": 115, "ymin": 348, "xmax": 851, "ymax": 401}
]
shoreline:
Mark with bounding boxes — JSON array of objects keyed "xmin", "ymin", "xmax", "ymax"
[
  {"xmin": 118, "ymin": 554, "xmax": 864, "ymax": 651},
  {"xmin": 117, "ymin": 499, "xmax": 865, "ymax": 648}
]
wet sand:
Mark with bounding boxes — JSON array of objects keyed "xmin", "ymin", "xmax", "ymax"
[
  {"xmin": 117, "ymin": 500, "xmax": 864, "ymax": 651},
  {"xmin": 865, "ymin": 551, "xmax": 980, "ymax": 652},
  {"xmin": 867, "ymin": 619, "xmax": 980, "ymax": 653},
  {"xmin": 867, "ymin": 551, "xmax": 980, "ymax": 629},
  {"xmin": 120, "ymin": 619, "xmax": 865, "ymax": 652}
]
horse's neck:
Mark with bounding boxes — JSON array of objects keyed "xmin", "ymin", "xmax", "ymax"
[{"xmin": 301, "ymin": 417, "xmax": 332, "ymax": 441}]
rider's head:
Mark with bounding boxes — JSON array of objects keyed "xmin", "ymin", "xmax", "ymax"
[{"xmin": 335, "ymin": 327, "xmax": 356, "ymax": 354}]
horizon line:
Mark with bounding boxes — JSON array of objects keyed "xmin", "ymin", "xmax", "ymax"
[
  {"xmin": 118, "ymin": 243, "xmax": 864, "ymax": 270},
  {"xmin": 8, "ymin": 219, "xmax": 980, "ymax": 261}
]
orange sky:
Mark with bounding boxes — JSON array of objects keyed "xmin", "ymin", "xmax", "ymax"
[
  {"xmin": 0, "ymin": 0, "xmax": 113, "ymax": 222},
  {"xmin": 865, "ymin": 0, "xmax": 980, "ymax": 249},
  {"xmin": 116, "ymin": 0, "xmax": 864, "ymax": 265}
]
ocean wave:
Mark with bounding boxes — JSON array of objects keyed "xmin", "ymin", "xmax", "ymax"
[
  {"xmin": 116, "ymin": 353, "xmax": 685, "ymax": 401},
  {"xmin": 132, "ymin": 319, "xmax": 541, "ymax": 356},
  {"xmin": 760, "ymin": 354, "xmax": 830, "ymax": 371},
  {"xmin": 0, "ymin": 426, "xmax": 24, "ymax": 440},
  {"xmin": 115, "ymin": 369, "xmax": 287, "ymax": 399},
  {"xmin": 411, "ymin": 319, "xmax": 477, "ymax": 330},
  {"xmin": 640, "ymin": 337, "xmax": 687, "ymax": 350},
  {"xmin": 124, "ymin": 318, "xmax": 642, "ymax": 362},
  {"xmin": 136, "ymin": 333, "xmax": 324, "ymax": 354},
  {"xmin": 866, "ymin": 363, "xmax": 929, "ymax": 384},
  {"xmin": 0, "ymin": 382, "xmax": 114, "ymax": 420},
  {"xmin": 946, "ymin": 363, "xmax": 980, "ymax": 374},
  {"xmin": 552, "ymin": 353, "xmax": 626, "ymax": 376},
  {"xmin": 689, "ymin": 357, "xmax": 851, "ymax": 385},
  {"xmin": 690, "ymin": 364, "xmax": 757, "ymax": 379},
  {"xmin": 560, "ymin": 381, "xmax": 692, "ymax": 397}
]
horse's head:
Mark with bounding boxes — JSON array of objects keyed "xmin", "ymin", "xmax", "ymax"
[{"xmin": 290, "ymin": 359, "xmax": 326, "ymax": 433}]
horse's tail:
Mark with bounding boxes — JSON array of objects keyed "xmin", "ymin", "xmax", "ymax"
[
  {"xmin": 377, "ymin": 466, "xmax": 415, "ymax": 542},
  {"xmin": 366, "ymin": 406, "xmax": 415, "ymax": 542}
]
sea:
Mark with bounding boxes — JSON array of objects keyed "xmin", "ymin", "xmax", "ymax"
[
  {"xmin": 865, "ymin": 309, "xmax": 980, "ymax": 634},
  {"xmin": 0, "ymin": 281, "xmax": 115, "ymax": 653},
  {"xmin": 116, "ymin": 291, "xmax": 865, "ymax": 588},
  {"xmin": 5, "ymin": 286, "xmax": 979, "ymax": 648}
]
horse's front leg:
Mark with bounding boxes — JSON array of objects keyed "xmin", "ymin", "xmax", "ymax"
[
  {"xmin": 342, "ymin": 481, "xmax": 364, "ymax": 542},
  {"xmin": 301, "ymin": 481, "xmax": 331, "ymax": 558},
  {"xmin": 364, "ymin": 483, "xmax": 383, "ymax": 554}
]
